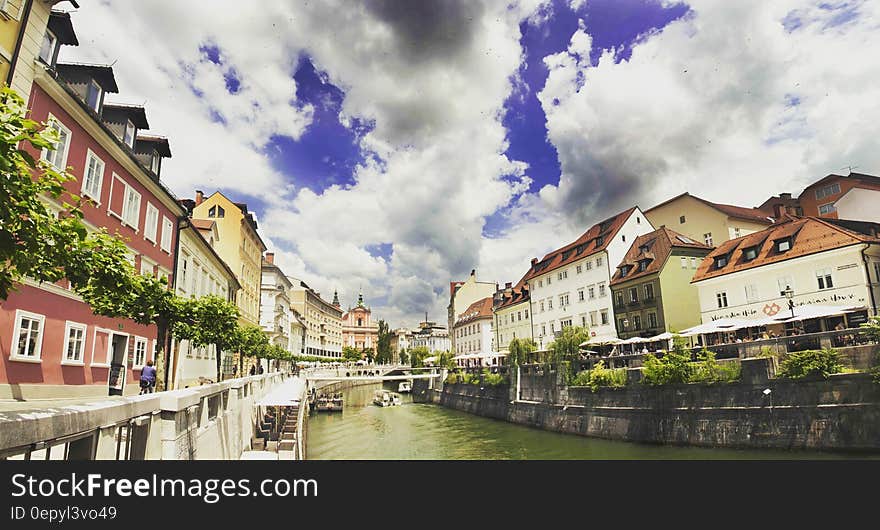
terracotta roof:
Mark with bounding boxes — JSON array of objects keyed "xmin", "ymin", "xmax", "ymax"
[
  {"xmin": 611, "ymin": 227, "xmax": 712, "ymax": 286},
  {"xmin": 191, "ymin": 219, "xmax": 215, "ymax": 231},
  {"xmin": 496, "ymin": 273, "xmax": 531, "ymax": 311},
  {"xmin": 645, "ymin": 193, "xmax": 774, "ymax": 225},
  {"xmin": 450, "ymin": 281, "xmax": 464, "ymax": 298},
  {"xmin": 454, "ymin": 296, "xmax": 494, "ymax": 326},
  {"xmin": 523, "ymin": 207, "xmax": 638, "ymax": 283},
  {"xmin": 692, "ymin": 217, "xmax": 880, "ymax": 282},
  {"xmin": 798, "ymin": 172, "xmax": 880, "ymax": 198}
]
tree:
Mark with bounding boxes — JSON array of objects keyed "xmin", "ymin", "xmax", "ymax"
[
  {"xmin": 437, "ymin": 350, "xmax": 456, "ymax": 370},
  {"xmin": 409, "ymin": 346, "xmax": 430, "ymax": 368},
  {"xmin": 375, "ymin": 319, "xmax": 393, "ymax": 364},
  {"xmin": 399, "ymin": 348, "xmax": 409, "ymax": 365},
  {"xmin": 0, "ymin": 87, "xmax": 137, "ymax": 302},
  {"xmin": 547, "ymin": 325, "xmax": 590, "ymax": 381},
  {"xmin": 176, "ymin": 295, "xmax": 240, "ymax": 382},
  {"xmin": 237, "ymin": 324, "xmax": 270, "ymax": 373},
  {"xmin": 507, "ymin": 337, "xmax": 537, "ymax": 366},
  {"xmin": 342, "ymin": 346, "xmax": 361, "ymax": 362}
]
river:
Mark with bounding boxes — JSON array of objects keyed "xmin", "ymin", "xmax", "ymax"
[{"xmin": 305, "ymin": 383, "xmax": 870, "ymax": 460}]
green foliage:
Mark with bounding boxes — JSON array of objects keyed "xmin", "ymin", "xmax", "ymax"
[
  {"xmin": 641, "ymin": 349, "xmax": 694, "ymax": 386},
  {"xmin": 777, "ymin": 348, "xmax": 843, "ymax": 380},
  {"xmin": 482, "ymin": 370, "xmax": 506, "ymax": 386},
  {"xmin": 690, "ymin": 350, "xmax": 741, "ymax": 384},
  {"xmin": 342, "ymin": 346, "xmax": 362, "ymax": 362},
  {"xmin": 547, "ymin": 325, "xmax": 590, "ymax": 365},
  {"xmin": 571, "ymin": 361, "xmax": 627, "ymax": 392},
  {"xmin": 507, "ymin": 337, "xmax": 537, "ymax": 367},
  {"xmin": 409, "ymin": 346, "xmax": 430, "ymax": 368},
  {"xmin": 437, "ymin": 350, "xmax": 456, "ymax": 370},
  {"xmin": 757, "ymin": 346, "xmax": 777, "ymax": 358},
  {"xmin": 444, "ymin": 372, "xmax": 459, "ymax": 384},
  {"xmin": 399, "ymin": 348, "xmax": 409, "ymax": 365},
  {"xmin": 860, "ymin": 316, "xmax": 880, "ymax": 343},
  {"xmin": 375, "ymin": 319, "xmax": 393, "ymax": 364}
]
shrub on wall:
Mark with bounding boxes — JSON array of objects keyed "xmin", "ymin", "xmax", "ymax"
[
  {"xmin": 777, "ymin": 348, "xmax": 843, "ymax": 379},
  {"xmin": 690, "ymin": 350, "xmax": 741, "ymax": 384},
  {"xmin": 482, "ymin": 371, "xmax": 506, "ymax": 386},
  {"xmin": 641, "ymin": 350, "xmax": 694, "ymax": 386},
  {"xmin": 571, "ymin": 361, "xmax": 627, "ymax": 392}
]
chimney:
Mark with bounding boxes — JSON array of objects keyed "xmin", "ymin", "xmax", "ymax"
[
  {"xmin": 780, "ymin": 193, "xmax": 792, "ymax": 199},
  {"xmin": 265, "ymin": 252, "xmax": 274, "ymax": 264},
  {"xmin": 530, "ymin": 258, "xmax": 538, "ymax": 266},
  {"xmin": 470, "ymin": 269, "xmax": 475, "ymax": 277},
  {"xmin": 195, "ymin": 190, "xmax": 204, "ymax": 205},
  {"xmin": 505, "ymin": 282, "xmax": 512, "ymax": 289}
]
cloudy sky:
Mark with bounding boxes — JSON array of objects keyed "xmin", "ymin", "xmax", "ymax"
[{"xmin": 61, "ymin": 0, "xmax": 880, "ymax": 328}]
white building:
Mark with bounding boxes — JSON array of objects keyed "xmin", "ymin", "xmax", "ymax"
[
  {"xmin": 260, "ymin": 254, "xmax": 292, "ymax": 351},
  {"xmin": 526, "ymin": 207, "xmax": 655, "ymax": 348},
  {"xmin": 410, "ymin": 321, "xmax": 451, "ymax": 354},
  {"xmin": 692, "ymin": 217, "xmax": 880, "ymax": 330},
  {"xmin": 448, "ymin": 270, "xmax": 497, "ymax": 352},
  {"xmin": 171, "ymin": 220, "xmax": 240, "ymax": 388},
  {"xmin": 833, "ymin": 187, "xmax": 880, "ymax": 223}
]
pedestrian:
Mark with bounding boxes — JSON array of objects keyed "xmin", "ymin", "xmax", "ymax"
[
  {"xmin": 258, "ymin": 363, "xmax": 264, "ymax": 375},
  {"xmin": 249, "ymin": 364, "xmax": 256, "ymax": 376},
  {"xmin": 139, "ymin": 360, "xmax": 157, "ymax": 394}
]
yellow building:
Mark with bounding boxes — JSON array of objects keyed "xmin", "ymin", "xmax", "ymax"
[
  {"xmin": 189, "ymin": 191, "xmax": 267, "ymax": 327},
  {"xmin": 2, "ymin": 2, "xmax": 77, "ymax": 99},
  {"xmin": 493, "ymin": 280, "xmax": 531, "ymax": 354},
  {"xmin": 644, "ymin": 193, "xmax": 775, "ymax": 248},
  {"xmin": 447, "ymin": 269, "xmax": 497, "ymax": 353},
  {"xmin": 287, "ymin": 279, "xmax": 343, "ymax": 358}
]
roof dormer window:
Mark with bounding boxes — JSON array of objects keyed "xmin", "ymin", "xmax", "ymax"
[
  {"xmin": 150, "ymin": 150, "xmax": 160, "ymax": 175},
  {"xmin": 86, "ymin": 79, "xmax": 102, "ymax": 112},
  {"xmin": 776, "ymin": 238, "xmax": 792, "ymax": 253},
  {"xmin": 637, "ymin": 260, "xmax": 649, "ymax": 272},
  {"xmin": 39, "ymin": 29, "xmax": 58, "ymax": 65},
  {"xmin": 123, "ymin": 120, "xmax": 136, "ymax": 148},
  {"xmin": 714, "ymin": 255, "xmax": 729, "ymax": 269},
  {"xmin": 743, "ymin": 246, "xmax": 759, "ymax": 261}
]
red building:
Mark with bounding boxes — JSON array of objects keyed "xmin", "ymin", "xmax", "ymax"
[
  {"xmin": 0, "ymin": 12, "xmax": 182, "ymax": 399},
  {"xmin": 797, "ymin": 172, "xmax": 880, "ymax": 219}
]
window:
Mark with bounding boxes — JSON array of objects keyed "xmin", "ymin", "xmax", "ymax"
[
  {"xmin": 679, "ymin": 215, "xmax": 686, "ymax": 224},
  {"xmin": 541, "ymin": 324, "xmax": 546, "ymax": 336},
  {"xmin": 776, "ymin": 238, "xmax": 791, "ymax": 252},
  {"xmin": 537, "ymin": 280, "xmax": 542, "ymax": 288},
  {"xmin": 777, "ymin": 276, "xmax": 794, "ymax": 296},
  {"xmin": 563, "ymin": 294, "xmax": 569, "ymax": 305},
  {"xmin": 160, "ymin": 216, "xmax": 173, "ymax": 253},
  {"xmin": 585, "ymin": 261, "xmax": 592, "ymax": 270},
  {"xmin": 547, "ymin": 299, "xmax": 553, "ymax": 310},
  {"xmin": 596, "ymin": 256, "xmax": 603, "ymax": 267},
  {"xmin": 615, "ymin": 291, "xmax": 624, "ymax": 307},
  {"xmin": 680, "ymin": 257, "xmax": 687, "ymax": 269},
  {"xmin": 11, "ymin": 310, "xmax": 45, "ymax": 360},
  {"xmin": 629, "ymin": 287, "xmax": 639, "ymax": 303},
  {"xmin": 589, "ymin": 312, "xmax": 597, "ymax": 327},
  {"xmin": 180, "ymin": 255, "xmax": 189, "ymax": 293},
  {"xmin": 638, "ymin": 260, "xmax": 648, "ymax": 272},
  {"xmin": 42, "ymin": 116, "xmax": 71, "ymax": 170},
  {"xmin": 123, "ymin": 120, "xmax": 136, "ymax": 148},
  {"xmin": 716, "ymin": 291, "xmax": 728, "ymax": 308},
  {"xmin": 588, "ymin": 286, "xmax": 595, "ymax": 299},
  {"xmin": 150, "ymin": 152, "xmax": 161, "ymax": 174},
  {"xmin": 815, "ymin": 182, "xmax": 840, "ymax": 200},
  {"xmin": 633, "ymin": 315, "xmax": 641, "ymax": 330},
  {"xmin": 816, "ymin": 268, "xmax": 834, "ymax": 290},
  {"xmin": 620, "ymin": 266, "xmax": 629, "ymax": 278},
  {"xmin": 648, "ymin": 312, "xmax": 658, "ymax": 329},
  {"xmin": 580, "ymin": 316, "xmax": 586, "ymax": 327},
  {"xmin": 86, "ymin": 79, "xmax": 102, "ymax": 112},
  {"xmin": 82, "ymin": 150, "xmax": 105, "ymax": 202},
  {"xmin": 734, "ymin": 227, "xmax": 741, "ymax": 238},
  {"xmin": 517, "ymin": 311, "xmax": 522, "ymax": 321},
  {"xmin": 619, "ymin": 318, "xmax": 627, "ymax": 330},
  {"xmin": 576, "ymin": 265, "xmax": 582, "ymax": 274},
  {"xmin": 691, "ymin": 257, "xmax": 698, "ymax": 269},
  {"xmin": 140, "ymin": 259, "xmax": 154, "ymax": 277},
  {"xmin": 540, "ymin": 301, "xmax": 545, "ymax": 312},
  {"xmin": 598, "ymin": 283, "xmax": 606, "ymax": 297},
  {"xmin": 743, "ymin": 247, "xmax": 758, "ymax": 261},
  {"xmin": 144, "ymin": 203, "xmax": 159, "ymax": 243},
  {"xmin": 744, "ymin": 283, "xmax": 759, "ymax": 302},
  {"xmin": 600, "ymin": 310, "xmax": 609, "ymax": 325},
  {"xmin": 622, "ymin": 235, "xmax": 626, "ymax": 242},
  {"xmin": 715, "ymin": 255, "xmax": 728, "ymax": 268},
  {"xmin": 703, "ymin": 233, "xmax": 713, "ymax": 246},
  {"xmin": 645, "ymin": 283, "xmax": 654, "ymax": 300},
  {"xmin": 875, "ymin": 262, "xmax": 880, "ymax": 282},
  {"xmin": 122, "ymin": 184, "xmax": 141, "ymax": 229},
  {"xmin": 133, "ymin": 337, "xmax": 148, "ymax": 367},
  {"xmin": 63, "ymin": 322, "xmax": 86, "ymax": 363},
  {"xmin": 561, "ymin": 319, "xmax": 572, "ymax": 329},
  {"xmin": 39, "ymin": 29, "xmax": 57, "ymax": 64},
  {"xmin": 208, "ymin": 205, "xmax": 226, "ymax": 218},
  {"xmin": 547, "ymin": 277, "xmax": 552, "ymax": 285},
  {"xmin": 524, "ymin": 310, "xmax": 528, "ymax": 319},
  {"xmin": 818, "ymin": 203, "xmax": 837, "ymax": 215}
]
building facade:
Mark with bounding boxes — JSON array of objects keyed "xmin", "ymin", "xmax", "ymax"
[
  {"xmin": 189, "ymin": 191, "xmax": 267, "ymax": 328},
  {"xmin": 341, "ymin": 291, "xmax": 379, "ymax": 352},
  {"xmin": 409, "ymin": 321, "xmax": 451, "ymax": 354},
  {"xmin": 288, "ymin": 278, "xmax": 343, "ymax": 358},
  {"xmin": 692, "ymin": 218, "xmax": 880, "ymax": 328},
  {"xmin": 0, "ymin": 12, "xmax": 182, "ymax": 399},
  {"xmin": 797, "ymin": 172, "xmax": 880, "ymax": 219},
  {"xmin": 260, "ymin": 253, "xmax": 293, "ymax": 351},
  {"xmin": 832, "ymin": 187, "xmax": 880, "ymax": 223},
  {"xmin": 493, "ymin": 280, "xmax": 531, "ymax": 353},
  {"xmin": 453, "ymin": 297, "xmax": 494, "ymax": 356},
  {"xmin": 609, "ymin": 227, "xmax": 713, "ymax": 339},
  {"xmin": 526, "ymin": 207, "xmax": 654, "ymax": 348},
  {"xmin": 447, "ymin": 270, "xmax": 496, "ymax": 353},
  {"xmin": 171, "ymin": 221, "xmax": 240, "ymax": 388},
  {"xmin": 644, "ymin": 193, "xmax": 774, "ymax": 247}
]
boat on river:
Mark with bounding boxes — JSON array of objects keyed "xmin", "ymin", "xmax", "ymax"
[
  {"xmin": 373, "ymin": 390, "xmax": 402, "ymax": 407},
  {"xmin": 314, "ymin": 393, "xmax": 343, "ymax": 412},
  {"xmin": 398, "ymin": 380, "xmax": 412, "ymax": 393}
]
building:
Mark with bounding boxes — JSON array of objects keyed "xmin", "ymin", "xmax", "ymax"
[
  {"xmin": 447, "ymin": 269, "xmax": 496, "ymax": 352},
  {"xmin": 832, "ymin": 187, "xmax": 880, "ymax": 223},
  {"xmin": 341, "ymin": 291, "xmax": 379, "ymax": 352},
  {"xmin": 0, "ymin": 11, "xmax": 182, "ymax": 399},
  {"xmin": 3, "ymin": 3, "xmax": 78, "ymax": 101},
  {"xmin": 493, "ymin": 278, "xmax": 531, "ymax": 353},
  {"xmin": 188, "ymin": 191, "xmax": 267, "ymax": 328},
  {"xmin": 409, "ymin": 320, "xmax": 451, "ymax": 354},
  {"xmin": 691, "ymin": 217, "xmax": 880, "ymax": 331},
  {"xmin": 390, "ymin": 328, "xmax": 412, "ymax": 362},
  {"xmin": 170, "ymin": 220, "xmax": 240, "ymax": 388},
  {"xmin": 526, "ymin": 207, "xmax": 654, "ymax": 349},
  {"xmin": 609, "ymin": 227, "xmax": 713, "ymax": 339},
  {"xmin": 757, "ymin": 192, "xmax": 803, "ymax": 219},
  {"xmin": 287, "ymin": 278, "xmax": 343, "ymax": 358},
  {"xmin": 797, "ymin": 172, "xmax": 880, "ymax": 219},
  {"xmin": 644, "ymin": 192, "xmax": 775, "ymax": 247},
  {"xmin": 289, "ymin": 309, "xmax": 306, "ymax": 358},
  {"xmin": 452, "ymin": 297, "xmax": 495, "ymax": 366},
  {"xmin": 260, "ymin": 253, "xmax": 293, "ymax": 355}
]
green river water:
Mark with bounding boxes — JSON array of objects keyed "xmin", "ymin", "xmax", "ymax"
[{"xmin": 305, "ymin": 383, "xmax": 871, "ymax": 460}]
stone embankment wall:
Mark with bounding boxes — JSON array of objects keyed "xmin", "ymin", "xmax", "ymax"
[{"xmin": 415, "ymin": 360, "xmax": 880, "ymax": 451}]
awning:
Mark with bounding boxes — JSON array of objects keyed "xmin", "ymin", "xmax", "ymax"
[
  {"xmin": 679, "ymin": 318, "xmax": 754, "ymax": 336},
  {"xmin": 255, "ymin": 378, "xmax": 305, "ymax": 407},
  {"xmin": 581, "ymin": 337, "xmax": 624, "ymax": 346},
  {"xmin": 759, "ymin": 304, "xmax": 864, "ymax": 324}
]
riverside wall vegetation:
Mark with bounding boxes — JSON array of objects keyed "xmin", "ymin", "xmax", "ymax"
[{"xmin": 413, "ymin": 357, "xmax": 880, "ymax": 451}]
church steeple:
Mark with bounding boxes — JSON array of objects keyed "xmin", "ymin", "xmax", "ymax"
[
  {"xmin": 332, "ymin": 289, "xmax": 340, "ymax": 308},
  {"xmin": 356, "ymin": 288, "xmax": 364, "ymax": 308}
]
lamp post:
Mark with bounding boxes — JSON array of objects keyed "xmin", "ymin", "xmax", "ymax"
[{"xmin": 783, "ymin": 286, "xmax": 795, "ymax": 319}]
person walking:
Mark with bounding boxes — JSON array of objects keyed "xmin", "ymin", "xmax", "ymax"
[
  {"xmin": 257, "ymin": 363, "xmax": 264, "ymax": 374},
  {"xmin": 249, "ymin": 363, "xmax": 256, "ymax": 376},
  {"xmin": 139, "ymin": 360, "xmax": 157, "ymax": 394}
]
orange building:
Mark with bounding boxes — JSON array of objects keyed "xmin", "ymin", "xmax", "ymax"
[
  {"xmin": 341, "ymin": 291, "xmax": 379, "ymax": 353},
  {"xmin": 797, "ymin": 172, "xmax": 880, "ymax": 219}
]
